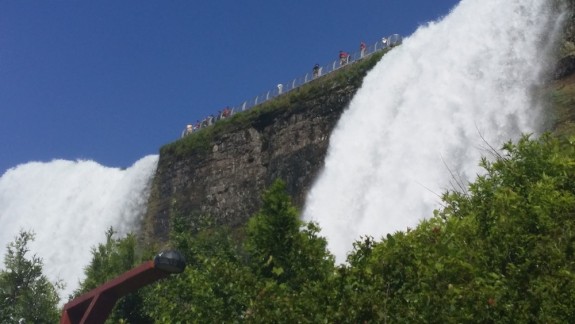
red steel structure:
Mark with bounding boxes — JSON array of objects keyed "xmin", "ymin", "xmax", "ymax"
[{"xmin": 60, "ymin": 250, "xmax": 185, "ymax": 324}]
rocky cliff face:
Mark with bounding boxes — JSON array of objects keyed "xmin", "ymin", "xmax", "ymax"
[
  {"xmin": 555, "ymin": 2, "xmax": 575, "ymax": 79},
  {"xmin": 142, "ymin": 54, "xmax": 384, "ymax": 242},
  {"xmin": 551, "ymin": 2, "xmax": 575, "ymax": 138}
]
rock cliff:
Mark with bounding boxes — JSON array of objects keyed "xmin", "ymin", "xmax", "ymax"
[{"xmin": 142, "ymin": 53, "xmax": 385, "ymax": 242}]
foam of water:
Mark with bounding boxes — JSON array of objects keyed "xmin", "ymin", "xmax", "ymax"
[
  {"xmin": 0, "ymin": 155, "xmax": 158, "ymax": 301},
  {"xmin": 303, "ymin": 0, "xmax": 566, "ymax": 262}
]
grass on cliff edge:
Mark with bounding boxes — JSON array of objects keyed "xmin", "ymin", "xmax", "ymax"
[{"xmin": 160, "ymin": 51, "xmax": 386, "ymax": 159}]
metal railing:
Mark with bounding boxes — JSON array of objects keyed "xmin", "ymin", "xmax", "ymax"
[{"xmin": 181, "ymin": 34, "xmax": 403, "ymax": 138}]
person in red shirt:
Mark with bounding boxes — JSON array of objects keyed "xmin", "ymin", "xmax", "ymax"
[{"xmin": 339, "ymin": 50, "xmax": 349, "ymax": 66}]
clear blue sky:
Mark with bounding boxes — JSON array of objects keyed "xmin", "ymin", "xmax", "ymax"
[{"xmin": 0, "ymin": 0, "xmax": 460, "ymax": 175}]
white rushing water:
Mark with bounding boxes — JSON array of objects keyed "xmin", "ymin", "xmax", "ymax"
[
  {"xmin": 0, "ymin": 155, "xmax": 158, "ymax": 300},
  {"xmin": 303, "ymin": 0, "xmax": 567, "ymax": 262}
]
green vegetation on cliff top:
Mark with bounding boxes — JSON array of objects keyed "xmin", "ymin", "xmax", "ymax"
[{"xmin": 160, "ymin": 51, "xmax": 386, "ymax": 159}]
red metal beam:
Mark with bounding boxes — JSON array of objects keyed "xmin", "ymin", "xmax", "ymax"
[{"xmin": 60, "ymin": 260, "xmax": 171, "ymax": 324}]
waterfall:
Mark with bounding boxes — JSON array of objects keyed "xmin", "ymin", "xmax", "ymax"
[
  {"xmin": 303, "ymin": 0, "xmax": 567, "ymax": 263},
  {"xmin": 0, "ymin": 155, "xmax": 158, "ymax": 300}
]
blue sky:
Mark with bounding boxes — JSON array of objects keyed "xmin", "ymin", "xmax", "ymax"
[{"xmin": 0, "ymin": 0, "xmax": 460, "ymax": 175}]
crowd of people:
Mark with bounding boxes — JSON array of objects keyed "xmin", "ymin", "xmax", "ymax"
[
  {"xmin": 181, "ymin": 35, "xmax": 401, "ymax": 138},
  {"xmin": 181, "ymin": 107, "xmax": 233, "ymax": 137}
]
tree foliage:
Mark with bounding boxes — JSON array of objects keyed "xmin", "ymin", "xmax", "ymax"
[
  {"xmin": 74, "ymin": 227, "xmax": 152, "ymax": 323},
  {"xmin": 144, "ymin": 227, "xmax": 258, "ymax": 323},
  {"xmin": 142, "ymin": 179, "xmax": 334, "ymax": 322},
  {"xmin": 75, "ymin": 227, "xmax": 138, "ymax": 295},
  {"xmin": 0, "ymin": 230, "xmax": 61, "ymax": 323},
  {"xmin": 245, "ymin": 180, "xmax": 334, "ymax": 288}
]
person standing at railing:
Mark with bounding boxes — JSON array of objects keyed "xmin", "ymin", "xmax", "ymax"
[
  {"xmin": 181, "ymin": 124, "xmax": 193, "ymax": 138},
  {"xmin": 339, "ymin": 51, "xmax": 349, "ymax": 66},
  {"xmin": 382, "ymin": 37, "xmax": 388, "ymax": 48},
  {"xmin": 360, "ymin": 42, "xmax": 366, "ymax": 58},
  {"xmin": 277, "ymin": 83, "xmax": 283, "ymax": 95},
  {"xmin": 222, "ymin": 106, "xmax": 231, "ymax": 118},
  {"xmin": 313, "ymin": 63, "xmax": 320, "ymax": 78}
]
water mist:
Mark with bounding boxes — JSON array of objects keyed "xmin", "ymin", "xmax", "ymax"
[{"xmin": 0, "ymin": 156, "xmax": 158, "ymax": 300}]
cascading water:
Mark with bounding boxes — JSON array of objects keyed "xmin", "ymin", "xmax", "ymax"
[
  {"xmin": 303, "ymin": 0, "xmax": 567, "ymax": 263},
  {"xmin": 0, "ymin": 155, "xmax": 158, "ymax": 300}
]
